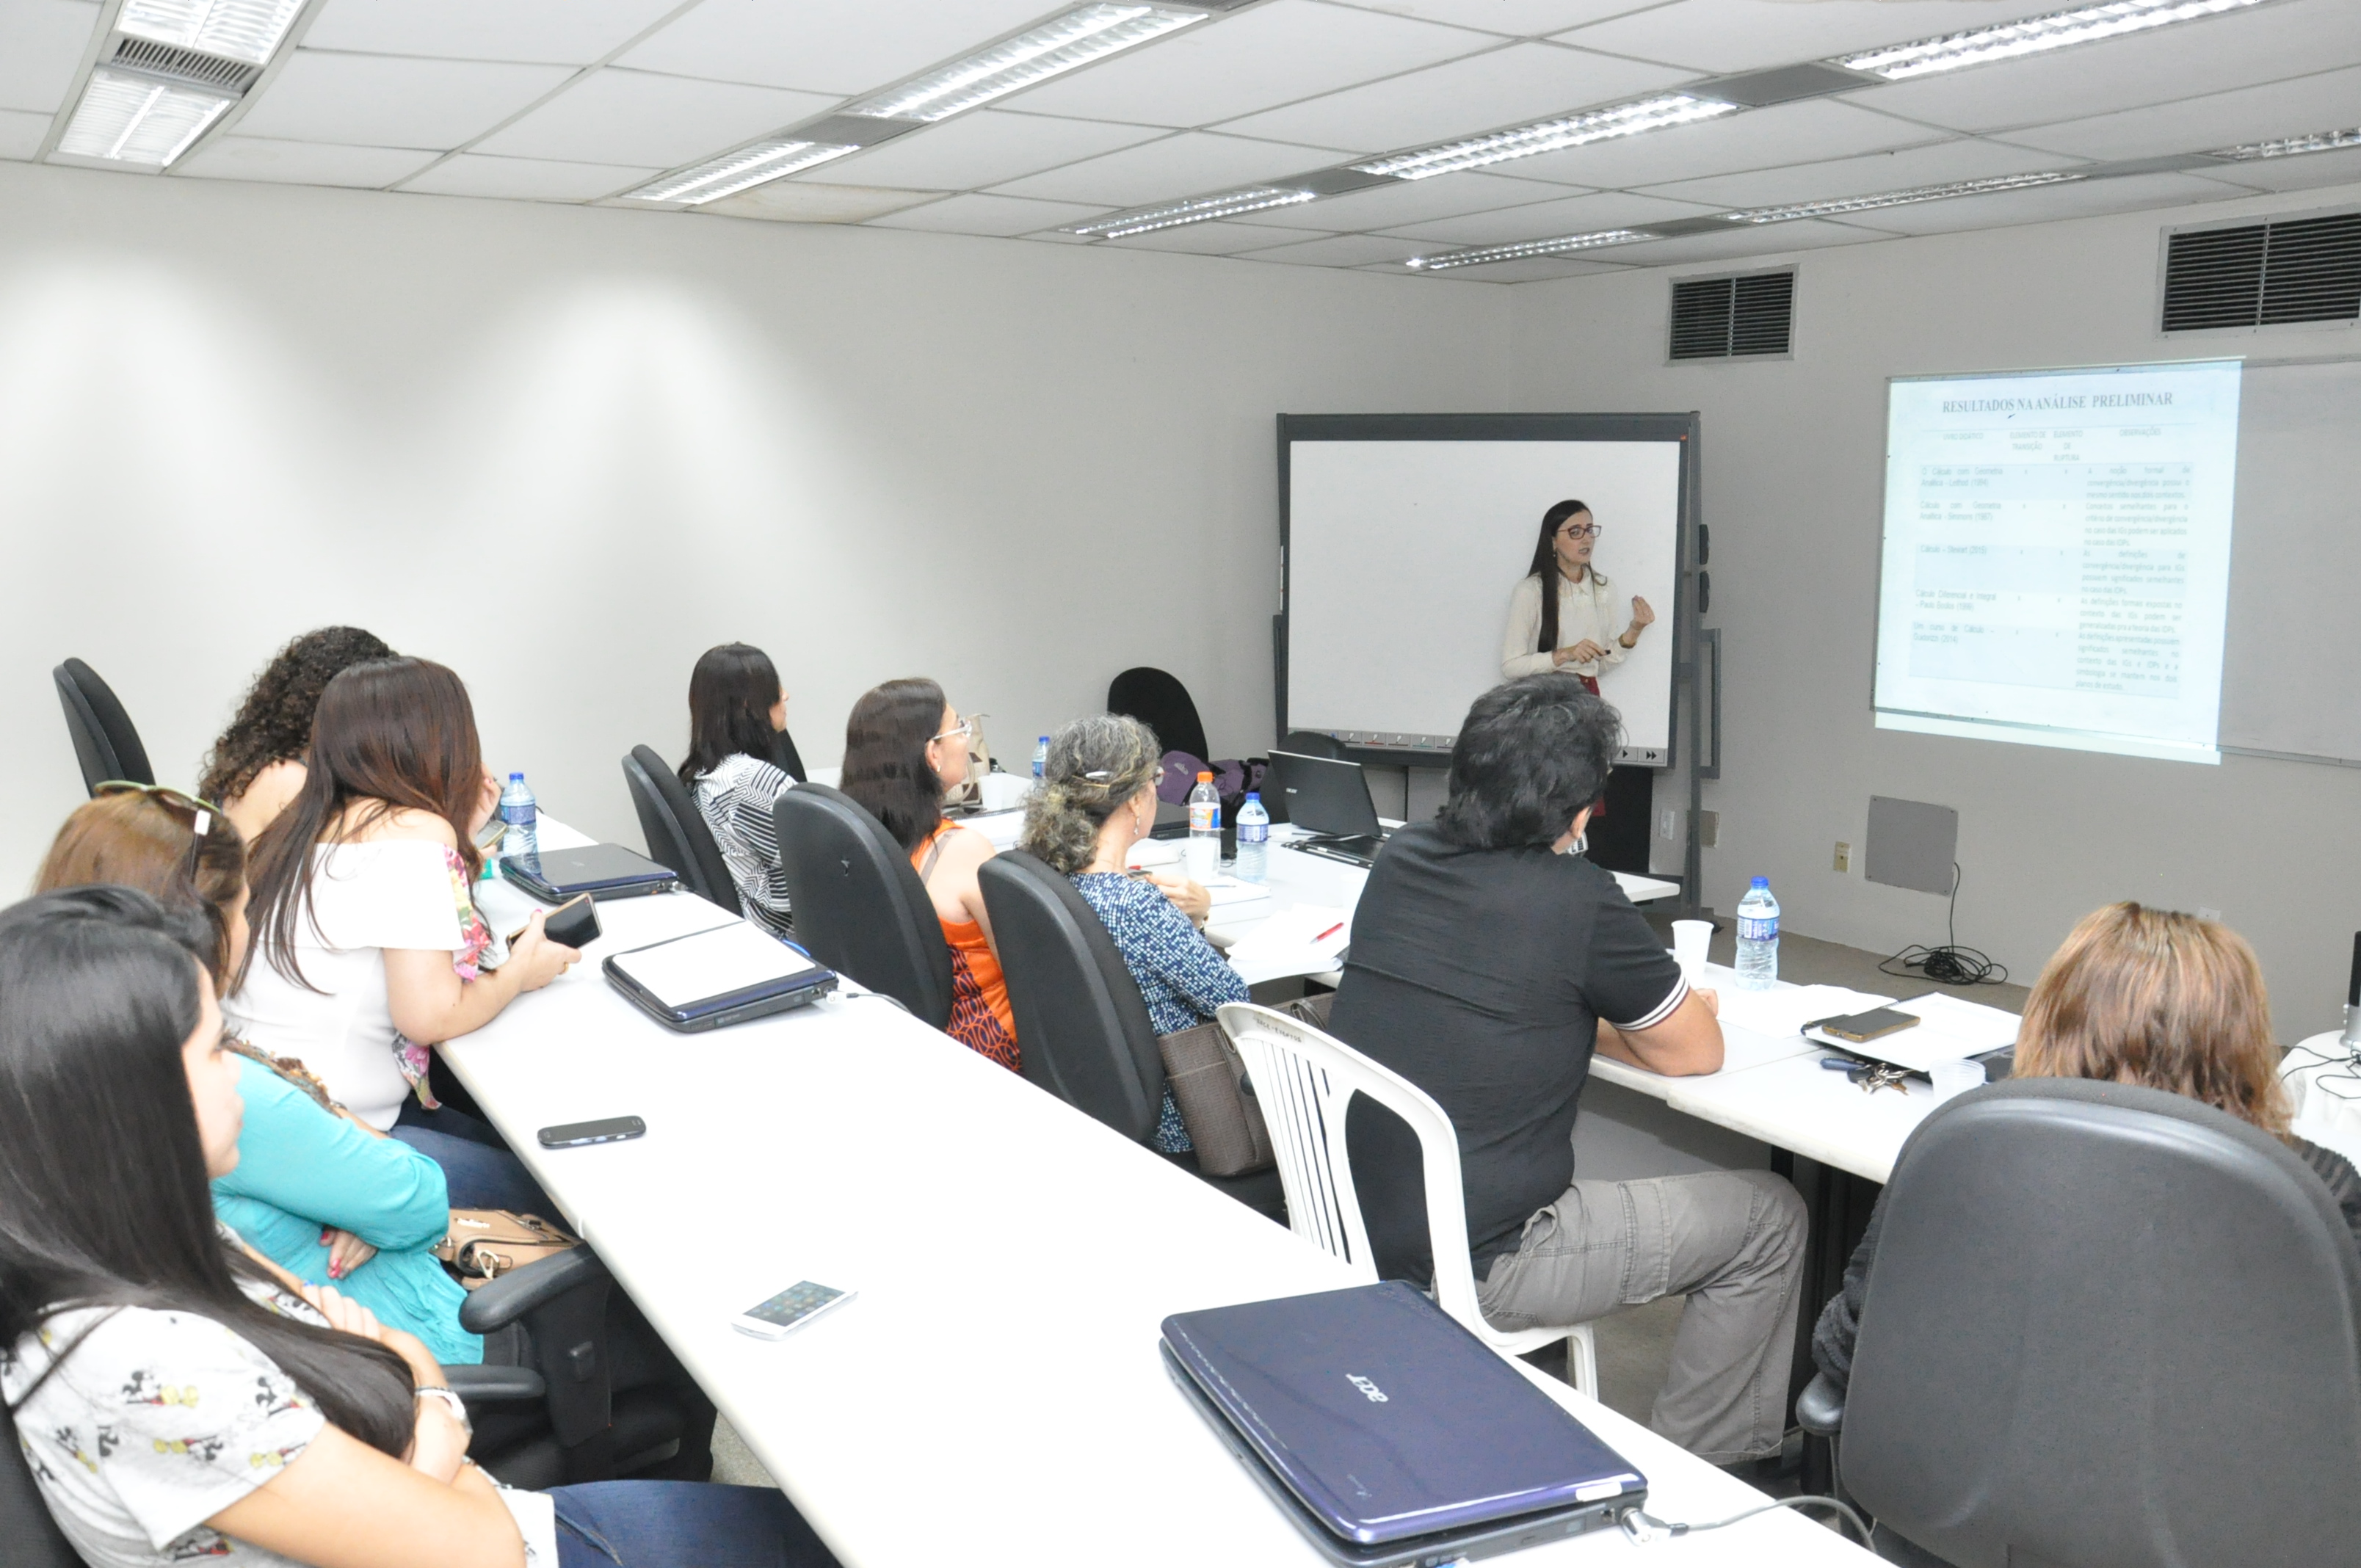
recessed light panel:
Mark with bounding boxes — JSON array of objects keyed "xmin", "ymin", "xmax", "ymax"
[
  {"xmin": 1721, "ymin": 170, "xmax": 2086, "ymax": 224},
  {"xmin": 57, "ymin": 68, "xmax": 234, "ymax": 165},
  {"xmin": 1838, "ymin": 0, "xmax": 2272, "ymax": 81},
  {"xmin": 1406, "ymin": 230, "xmax": 1649, "ymax": 271},
  {"xmin": 2213, "ymin": 126, "xmax": 2361, "ymax": 160},
  {"xmin": 1352, "ymin": 96, "xmax": 1740, "ymax": 182},
  {"xmin": 845, "ymin": 4, "xmax": 1208, "ymax": 124},
  {"xmin": 117, "ymin": 0, "xmax": 307, "ymax": 67},
  {"xmin": 628, "ymin": 141, "xmax": 860, "ymax": 206},
  {"xmin": 1065, "ymin": 186, "xmax": 1319, "ymax": 238}
]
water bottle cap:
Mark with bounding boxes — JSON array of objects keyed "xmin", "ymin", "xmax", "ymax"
[
  {"xmin": 509, "ymin": 772, "xmax": 524, "ymax": 781},
  {"xmin": 1197, "ymin": 772, "xmax": 1213, "ymax": 781},
  {"xmin": 1750, "ymin": 876, "xmax": 1769, "ymax": 888},
  {"xmin": 1037, "ymin": 736, "xmax": 1049, "ymax": 743},
  {"xmin": 1245, "ymin": 792, "xmax": 1259, "ymax": 801}
]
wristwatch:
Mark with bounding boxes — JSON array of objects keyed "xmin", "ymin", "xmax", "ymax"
[{"xmin": 413, "ymin": 1384, "xmax": 471, "ymax": 1434}]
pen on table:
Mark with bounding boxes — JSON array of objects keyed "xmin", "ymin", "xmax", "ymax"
[{"xmin": 1315, "ymin": 921, "xmax": 1346, "ymax": 943}]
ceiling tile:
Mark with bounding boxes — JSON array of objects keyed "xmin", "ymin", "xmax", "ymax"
[
  {"xmin": 1009, "ymin": 0, "xmax": 1498, "ymax": 127},
  {"xmin": 617, "ymin": 0, "xmax": 1049, "ymax": 95},
  {"xmin": 1639, "ymin": 137, "xmax": 2077, "ymax": 211},
  {"xmin": 2201, "ymin": 145, "xmax": 2361, "ymax": 195},
  {"xmin": 399, "ymin": 152, "xmax": 656, "ymax": 200},
  {"xmin": 813, "ymin": 111, "xmax": 1166, "ymax": 193},
  {"xmin": 1553, "ymin": 0, "xmax": 2074, "ymax": 75},
  {"xmin": 700, "ymin": 181, "xmax": 940, "ymax": 222},
  {"xmin": 1216, "ymin": 40, "xmax": 1689, "ymax": 153},
  {"xmin": 1831, "ymin": 170, "xmax": 2257, "ymax": 236},
  {"xmin": 864, "ymin": 192, "xmax": 1112, "ymax": 236},
  {"xmin": 472, "ymin": 68, "xmax": 834, "ymax": 167},
  {"xmin": 2000, "ymin": 64, "xmax": 2361, "ymax": 163},
  {"xmin": 1840, "ymin": 0, "xmax": 2361, "ymax": 137},
  {"xmin": 1327, "ymin": 1, "xmax": 1660, "ymax": 37},
  {"xmin": 988, "ymin": 129, "xmax": 1347, "ymax": 205},
  {"xmin": 302, "ymin": 0, "xmax": 683, "ymax": 66},
  {"xmin": 1244, "ymin": 170, "xmax": 1578, "ymax": 232},
  {"xmin": 174, "ymin": 135, "xmax": 440, "ymax": 186},
  {"xmin": 1605, "ymin": 217, "xmax": 1895, "ymax": 264},
  {"xmin": 1099, "ymin": 217, "xmax": 1325, "ymax": 254},
  {"xmin": 1382, "ymin": 188, "xmax": 1719, "ymax": 244},
  {"xmin": 0, "ymin": 0, "xmax": 96, "ymax": 115},
  {"xmin": 0, "ymin": 105, "xmax": 50, "ymax": 159},
  {"xmin": 1500, "ymin": 98, "xmax": 1934, "ymax": 189},
  {"xmin": 1239, "ymin": 231, "xmax": 1429, "ymax": 266},
  {"xmin": 233, "ymin": 53, "xmax": 574, "ymax": 149}
]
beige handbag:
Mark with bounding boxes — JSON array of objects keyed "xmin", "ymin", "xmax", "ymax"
[
  {"xmin": 1157, "ymin": 995, "xmax": 1334, "ymax": 1178},
  {"xmin": 434, "ymin": 1210, "xmax": 579, "ymax": 1289},
  {"xmin": 941, "ymin": 714, "xmax": 996, "ymax": 808}
]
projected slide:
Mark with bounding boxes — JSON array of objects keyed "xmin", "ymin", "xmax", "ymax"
[{"xmin": 1873, "ymin": 360, "xmax": 2243, "ymax": 764}]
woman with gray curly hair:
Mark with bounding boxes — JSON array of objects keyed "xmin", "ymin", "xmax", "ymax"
[{"xmin": 1020, "ymin": 714, "xmax": 1249, "ymax": 1155}]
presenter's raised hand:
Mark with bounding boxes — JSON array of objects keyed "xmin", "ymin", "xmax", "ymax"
[{"xmin": 1628, "ymin": 595, "xmax": 1655, "ymax": 631}]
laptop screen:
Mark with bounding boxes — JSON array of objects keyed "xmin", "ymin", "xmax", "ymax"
[{"xmin": 1270, "ymin": 751, "xmax": 1382, "ymax": 839}]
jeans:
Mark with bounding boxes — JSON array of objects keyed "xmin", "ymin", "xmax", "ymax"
[
  {"xmin": 392, "ymin": 1100, "xmax": 555, "ymax": 1215},
  {"xmin": 551, "ymin": 1482, "xmax": 838, "ymax": 1568},
  {"xmin": 1474, "ymin": 1169, "xmax": 1807, "ymax": 1464}
]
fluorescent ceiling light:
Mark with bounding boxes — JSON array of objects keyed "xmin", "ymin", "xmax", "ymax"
[
  {"xmin": 57, "ymin": 68, "xmax": 233, "ymax": 165},
  {"xmin": 2213, "ymin": 126, "xmax": 2361, "ymax": 159},
  {"xmin": 1722, "ymin": 170, "xmax": 2086, "ymax": 223},
  {"xmin": 846, "ymin": 3, "xmax": 1207, "ymax": 123},
  {"xmin": 628, "ymin": 141, "xmax": 860, "ymax": 205},
  {"xmin": 1838, "ymin": 0, "xmax": 2272, "ymax": 81},
  {"xmin": 117, "ymin": 0, "xmax": 306, "ymax": 66},
  {"xmin": 1353, "ymin": 95, "xmax": 1739, "ymax": 181},
  {"xmin": 1405, "ymin": 230, "xmax": 1648, "ymax": 271},
  {"xmin": 1065, "ymin": 186, "xmax": 1319, "ymax": 238}
]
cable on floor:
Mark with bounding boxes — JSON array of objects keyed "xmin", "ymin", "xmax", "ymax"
[
  {"xmin": 1617, "ymin": 1494, "xmax": 1873, "ymax": 1548},
  {"xmin": 1879, "ymin": 861, "xmax": 2007, "ymax": 987}
]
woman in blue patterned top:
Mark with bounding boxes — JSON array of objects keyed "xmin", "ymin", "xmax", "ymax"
[{"xmin": 1020, "ymin": 714, "xmax": 1248, "ymax": 1154}]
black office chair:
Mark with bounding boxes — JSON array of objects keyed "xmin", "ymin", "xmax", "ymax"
[
  {"xmin": 1279, "ymin": 729, "xmax": 1346, "ymax": 759},
  {"xmin": 1, "ymin": 1408, "xmax": 76, "ymax": 1568},
  {"xmin": 1108, "ymin": 667, "xmax": 1211, "ymax": 765},
  {"xmin": 978, "ymin": 849, "xmax": 1284, "ymax": 1222},
  {"xmin": 53, "ymin": 658, "xmax": 154, "ymax": 794},
  {"xmin": 773, "ymin": 783, "xmax": 951, "ymax": 1028},
  {"xmin": 1797, "ymin": 1078, "xmax": 2361, "ymax": 1568},
  {"xmin": 620, "ymin": 744, "xmax": 741, "ymax": 915}
]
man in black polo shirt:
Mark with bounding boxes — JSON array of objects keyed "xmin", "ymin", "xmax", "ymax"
[{"xmin": 1330, "ymin": 672, "xmax": 1806, "ymax": 1465}]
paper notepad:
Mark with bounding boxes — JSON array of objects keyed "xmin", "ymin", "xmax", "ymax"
[
  {"xmin": 607, "ymin": 923, "xmax": 823, "ymax": 1009},
  {"xmin": 1713, "ymin": 982, "xmax": 1896, "ymax": 1039}
]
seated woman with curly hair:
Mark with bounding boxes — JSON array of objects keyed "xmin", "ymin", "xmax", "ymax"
[{"xmin": 201, "ymin": 625, "xmax": 395, "ymax": 844}]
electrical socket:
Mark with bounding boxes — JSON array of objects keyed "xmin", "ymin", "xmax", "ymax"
[
  {"xmin": 1833, "ymin": 841, "xmax": 1852, "ymax": 874},
  {"xmin": 1658, "ymin": 809, "xmax": 1676, "ymax": 841},
  {"xmin": 1698, "ymin": 810, "xmax": 1719, "ymax": 849}
]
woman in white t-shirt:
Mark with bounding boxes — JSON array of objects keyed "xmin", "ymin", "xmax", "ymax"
[
  {"xmin": 228, "ymin": 658, "xmax": 576, "ymax": 1211},
  {"xmin": 0, "ymin": 887, "xmax": 835, "ymax": 1568}
]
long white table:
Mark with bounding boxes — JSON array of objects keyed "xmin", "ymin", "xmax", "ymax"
[{"xmin": 452, "ymin": 825, "xmax": 1873, "ymax": 1567}]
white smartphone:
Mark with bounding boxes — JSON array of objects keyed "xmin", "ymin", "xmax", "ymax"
[{"xmin": 730, "ymin": 1281, "xmax": 855, "ymax": 1340}]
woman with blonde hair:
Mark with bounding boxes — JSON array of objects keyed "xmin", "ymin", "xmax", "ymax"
[{"xmin": 1812, "ymin": 902, "xmax": 2361, "ymax": 1391}]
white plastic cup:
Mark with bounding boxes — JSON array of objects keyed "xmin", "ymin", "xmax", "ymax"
[
  {"xmin": 1929, "ymin": 1058, "xmax": 1986, "ymax": 1104},
  {"xmin": 976, "ymin": 773, "xmax": 1029, "ymax": 811},
  {"xmin": 1671, "ymin": 920, "xmax": 1713, "ymax": 984}
]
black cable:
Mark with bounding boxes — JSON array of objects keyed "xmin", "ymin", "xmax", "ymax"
[
  {"xmin": 1617, "ymin": 1495, "xmax": 1873, "ymax": 1548},
  {"xmin": 1879, "ymin": 860, "xmax": 2008, "ymax": 987}
]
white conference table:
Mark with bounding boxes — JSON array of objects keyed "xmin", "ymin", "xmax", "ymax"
[{"xmin": 453, "ymin": 821, "xmax": 1872, "ymax": 1567}]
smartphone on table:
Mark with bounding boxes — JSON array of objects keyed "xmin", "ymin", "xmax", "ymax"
[
  {"xmin": 537, "ymin": 1115, "xmax": 645, "ymax": 1149},
  {"xmin": 731, "ymin": 1281, "xmax": 855, "ymax": 1340}
]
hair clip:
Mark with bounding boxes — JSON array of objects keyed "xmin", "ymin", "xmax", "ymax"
[
  {"xmin": 1084, "ymin": 770, "xmax": 1111, "ymax": 780},
  {"xmin": 192, "ymin": 810, "xmax": 212, "ymax": 838}
]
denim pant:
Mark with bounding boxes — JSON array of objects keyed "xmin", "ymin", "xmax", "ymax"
[
  {"xmin": 391, "ymin": 1100, "xmax": 555, "ymax": 1216},
  {"xmin": 551, "ymin": 1481, "xmax": 837, "ymax": 1568},
  {"xmin": 1474, "ymin": 1169, "xmax": 1808, "ymax": 1464}
]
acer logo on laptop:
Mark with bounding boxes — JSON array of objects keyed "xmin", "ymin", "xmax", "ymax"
[{"xmin": 1346, "ymin": 1374, "xmax": 1388, "ymax": 1403}]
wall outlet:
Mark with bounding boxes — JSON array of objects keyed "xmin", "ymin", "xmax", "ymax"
[
  {"xmin": 1658, "ymin": 809, "xmax": 1677, "ymax": 841},
  {"xmin": 1833, "ymin": 841, "xmax": 1852, "ymax": 873},
  {"xmin": 2197, "ymin": 906, "xmax": 2222, "ymax": 922},
  {"xmin": 1698, "ymin": 809, "xmax": 1720, "ymax": 849}
]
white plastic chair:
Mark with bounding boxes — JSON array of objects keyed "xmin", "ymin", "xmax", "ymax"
[{"xmin": 1219, "ymin": 1001, "xmax": 1600, "ymax": 1395}]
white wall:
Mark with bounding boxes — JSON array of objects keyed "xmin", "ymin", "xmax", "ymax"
[
  {"xmin": 0, "ymin": 161, "xmax": 1514, "ymax": 890},
  {"xmin": 1508, "ymin": 179, "xmax": 2361, "ymax": 1032}
]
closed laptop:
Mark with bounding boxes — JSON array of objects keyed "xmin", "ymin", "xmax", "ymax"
[
  {"xmin": 501, "ymin": 843, "xmax": 679, "ymax": 902},
  {"xmin": 603, "ymin": 921, "xmax": 836, "ymax": 1032}
]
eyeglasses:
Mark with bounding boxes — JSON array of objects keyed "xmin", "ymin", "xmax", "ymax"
[
  {"xmin": 932, "ymin": 712, "xmax": 984, "ymax": 746},
  {"xmin": 1557, "ymin": 522, "xmax": 1603, "ymax": 540}
]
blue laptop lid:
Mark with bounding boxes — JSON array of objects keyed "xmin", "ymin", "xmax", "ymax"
[{"xmin": 1161, "ymin": 1282, "xmax": 1644, "ymax": 1547}]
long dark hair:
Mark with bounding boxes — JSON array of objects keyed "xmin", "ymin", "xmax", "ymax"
[
  {"xmin": 1526, "ymin": 499, "xmax": 1592, "ymax": 656},
  {"xmin": 247, "ymin": 658, "xmax": 485, "ymax": 990},
  {"xmin": 200, "ymin": 627, "xmax": 396, "ymax": 805},
  {"xmin": 0, "ymin": 888, "xmax": 413, "ymax": 1452},
  {"xmin": 841, "ymin": 678, "xmax": 949, "ymax": 853},
  {"xmin": 677, "ymin": 642, "xmax": 801, "ymax": 785},
  {"xmin": 35, "ymin": 792, "xmax": 249, "ymax": 991}
]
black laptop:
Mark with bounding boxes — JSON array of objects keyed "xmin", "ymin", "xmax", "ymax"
[{"xmin": 1270, "ymin": 750, "xmax": 1392, "ymax": 868}]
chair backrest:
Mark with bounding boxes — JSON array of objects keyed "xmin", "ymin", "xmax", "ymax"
[
  {"xmin": 1280, "ymin": 729, "xmax": 1347, "ymax": 760},
  {"xmin": 1217, "ymin": 1003, "xmax": 1484, "ymax": 1326},
  {"xmin": 1106, "ymin": 667, "xmax": 1211, "ymax": 765},
  {"xmin": 772, "ymin": 784, "xmax": 951, "ymax": 1028},
  {"xmin": 620, "ymin": 745, "xmax": 741, "ymax": 915},
  {"xmin": 2, "ymin": 1415, "xmax": 81, "ymax": 1568},
  {"xmin": 1843, "ymin": 1077, "xmax": 2361, "ymax": 1568},
  {"xmin": 53, "ymin": 658, "xmax": 153, "ymax": 794},
  {"xmin": 976, "ymin": 851, "xmax": 1166, "ymax": 1143}
]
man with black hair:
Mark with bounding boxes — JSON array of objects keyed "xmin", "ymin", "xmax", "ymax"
[{"xmin": 1329, "ymin": 671, "xmax": 1807, "ymax": 1467}]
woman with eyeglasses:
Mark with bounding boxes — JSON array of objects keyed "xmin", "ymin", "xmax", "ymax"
[
  {"xmin": 1501, "ymin": 499, "xmax": 1655, "ymax": 688},
  {"xmin": 838, "ymin": 678, "xmax": 1018, "ymax": 1071}
]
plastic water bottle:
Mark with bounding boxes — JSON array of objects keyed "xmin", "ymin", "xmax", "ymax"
[
  {"xmin": 1235, "ymin": 792, "xmax": 1269, "ymax": 884},
  {"xmin": 1032, "ymin": 736, "xmax": 1049, "ymax": 783},
  {"xmin": 1186, "ymin": 771, "xmax": 1221, "ymax": 882},
  {"xmin": 498, "ymin": 772, "xmax": 538, "ymax": 862},
  {"xmin": 1735, "ymin": 876, "xmax": 1780, "ymax": 990}
]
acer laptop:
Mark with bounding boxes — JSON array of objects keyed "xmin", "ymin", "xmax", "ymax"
[
  {"xmin": 1161, "ymin": 1282, "xmax": 1645, "ymax": 1567},
  {"xmin": 1269, "ymin": 750, "xmax": 1391, "ymax": 868}
]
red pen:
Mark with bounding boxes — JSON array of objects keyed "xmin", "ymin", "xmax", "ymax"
[{"xmin": 1315, "ymin": 921, "xmax": 1346, "ymax": 943}]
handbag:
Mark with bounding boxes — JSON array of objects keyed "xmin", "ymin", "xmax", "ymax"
[
  {"xmin": 434, "ymin": 1209, "xmax": 579, "ymax": 1289},
  {"xmin": 1156, "ymin": 996, "xmax": 1332, "ymax": 1178}
]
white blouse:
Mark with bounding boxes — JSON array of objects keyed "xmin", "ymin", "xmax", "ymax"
[
  {"xmin": 226, "ymin": 840, "xmax": 470, "ymax": 1130},
  {"xmin": 1501, "ymin": 569, "xmax": 1630, "ymax": 681}
]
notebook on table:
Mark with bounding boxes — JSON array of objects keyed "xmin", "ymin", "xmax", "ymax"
[
  {"xmin": 603, "ymin": 921, "xmax": 836, "ymax": 1032},
  {"xmin": 1161, "ymin": 1282, "xmax": 1645, "ymax": 1567}
]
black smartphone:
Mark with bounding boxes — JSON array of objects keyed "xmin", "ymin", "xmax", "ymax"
[
  {"xmin": 537, "ymin": 1115, "xmax": 645, "ymax": 1149},
  {"xmin": 508, "ymin": 893, "xmax": 600, "ymax": 951}
]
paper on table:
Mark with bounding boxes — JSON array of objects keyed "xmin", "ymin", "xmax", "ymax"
[
  {"xmin": 1203, "ymin": 876, "xmax": 1272, "ymax": 909},
  {"xmin": 1225, "ymin": 904, "xmax": 1350, "ymax": 968},
  {"xmin": 1711, "ymin": 982, "xmax": 1896, "ymax": 1039},
  {"xmin": 609, "ymin": 922, "xmax": 823, "ymax": 1009},
  {"xmin": 1893, "ymin": 992, "xmax": 2020, "ymax": 1051}
]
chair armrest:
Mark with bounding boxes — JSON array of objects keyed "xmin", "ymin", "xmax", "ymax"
[
  {"xmin": 1796, "ymin": 1371, "xmax": 1846, "ymax": 1437},
  {"xmin": 443, "ymin": 1364, "xmax": 548, "ymax": 1404},
  {"xmin": 458, "ymin": 1249, "xmax": 612, "ymax": 1335}
]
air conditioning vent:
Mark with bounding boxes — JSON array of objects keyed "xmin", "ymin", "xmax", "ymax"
[
  {"xmin": 2162, "ymin": 210, "xmax": 2361, "ymax": 331},
  {"xmin": 1669, "ymin": 269, "xmax": 1794, "ymax": 360},
  {"xmin": 109, "ymin": 35, "xmax": 261, "ymax": 94}
]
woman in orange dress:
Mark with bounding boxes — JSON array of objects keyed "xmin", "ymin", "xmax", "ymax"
[{"xmin": 838, "ymin": 678, "xmax": 1018, "ymax": 1070}]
